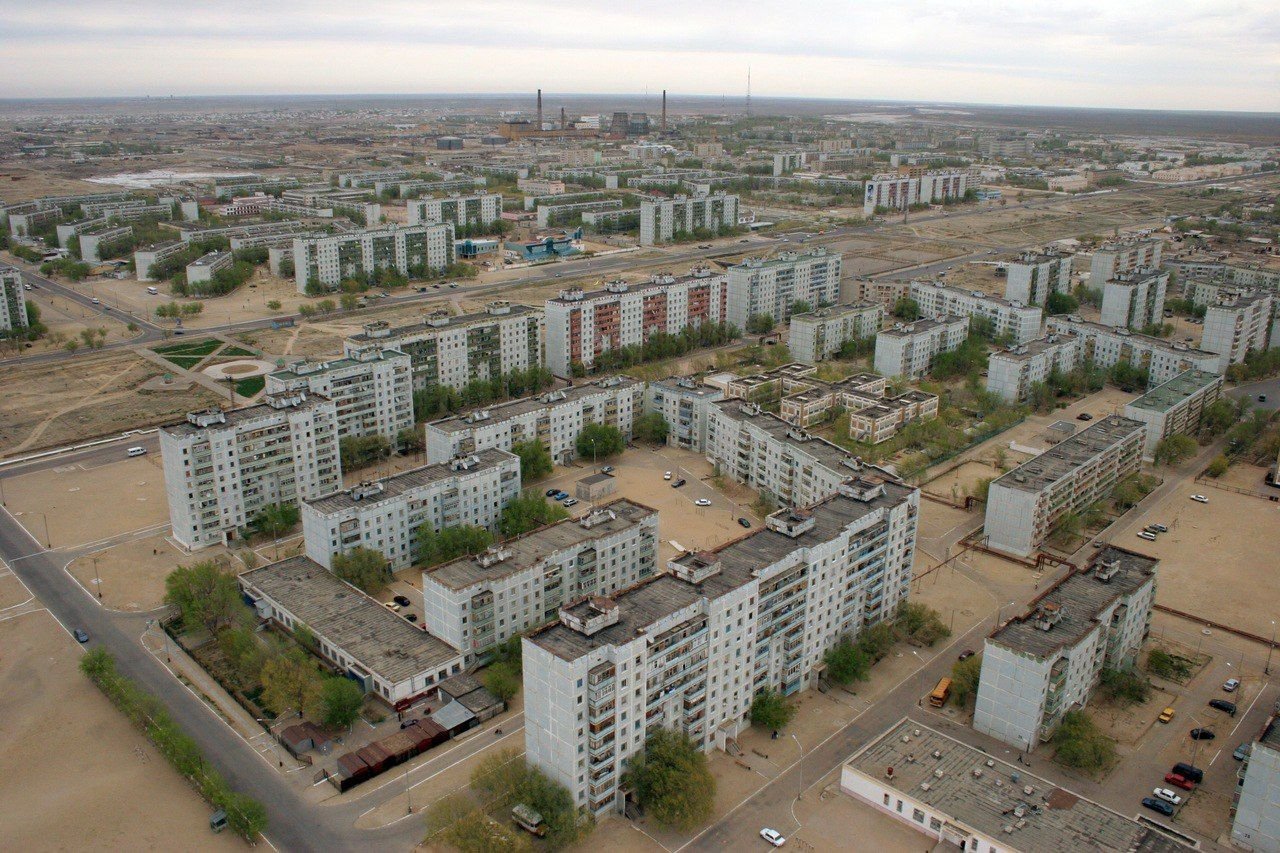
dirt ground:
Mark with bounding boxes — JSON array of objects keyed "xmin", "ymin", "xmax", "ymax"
[
  {"xmin": 1089, "ymin": 685, "xmax": 1177, "ymax": 746},
  {"xmin": 923, "ymin": 459, "xmax": 1003, "ymax": 502},
  {"xmin": 0, "ymin": 568, "xmax": 32, "ymax": 609},
  {"xmin": 6, "ymin": 281, "xmax": 144, "ymax": 356},
  {"xmin": 0, "ymin": 350, "xmax": 222, "ymax": 456},
  {"xmin": 1216, "ymin": 463, "xmax": 1275, "ymax": 495},
  {"xmin": 68, "ymin": 531, "xmax": 226, "ymax": 612},
  {"xmin": 0, "ymin": 610, "xmax": 245, "ymax": 851},
  {"xmin": 233, "ymin": 323, "xmax": 346, "ymax": 359},
  {"xmin": 4, "ymin": 454, "xmax": 168, "ymax": 548},
  {"xmin": 1112, "ymin": 479, "xmax": 1280, "ymax": 639}
]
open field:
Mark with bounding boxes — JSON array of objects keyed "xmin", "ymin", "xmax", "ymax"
[
  {"xmin": 5, "ymin": 454, "xmax": 168, "ymax": 548},
  {"xmin": 4, "ymin": 281, "xmax": 143, "ymax": 356},
  {"xmin": 0, "ymin": 350, "xmax": 222, "ymax": 456},
  {"xmin": 0, "ymin": 609, "xmax": 245, "ymax": 851},
  {"xmin": 68, "ymin": 531, "xmax": 224, "ymax": 612},
  {"xmin": 923, "ymin": 459, "xmax": 1004, "ymax": 502}
]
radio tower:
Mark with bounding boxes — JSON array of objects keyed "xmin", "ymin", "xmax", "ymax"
[{"xmin": 745, "ymin": 66, "xmax": 752, "ymax": 118}]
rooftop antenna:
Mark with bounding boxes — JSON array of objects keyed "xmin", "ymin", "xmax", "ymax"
[{"xmin": 746, "ymin": 66, "xmax": 752, "ymax": 118}]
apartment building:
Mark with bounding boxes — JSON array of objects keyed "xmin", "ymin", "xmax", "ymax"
[
  {"xmin": 985, "ymin": 333, "xmax": 1083, "ymax": 403},
  {"xmin": 862, "ymin": 170, "xmax": 967, "ymax": 215},
  {"xmin": 186, "ymin": 250, "xmax": 233, "ymax": 286},
  {"xmin": 516, "ymin": 178, "xmax": 566, "ymax": 195},
  {"xmin": 974, "ymin": 547, "xmax": 1157, "ymax": 750},
  {"xmin": 1122, "ymin": 369, "xmax": 1224, "ymax": 461},
  {"xmin": 78, "ymin": 225, "xmax": 133, "ymax": 264},
  {"xmin": 343, "ymin": 301, "xmax": 543, "ymax": 392},
  {"xmin": 873, "ymin": 316, "xmax": 970, "ymax": 379},
  {"xmin": 407, "ymin": 192, "xmax": 503, "ymax": 229},
  {"xmin": 265, "ymin": 346, "xmax": 413, "ymax": 442},
  {"xmin": 983, "ymin": 415, "xmax": 1145, "ymax": 558},
  {"xmin": 524, "ymin": 477, "xmax": 919, "ymax": 813},
  {"xmin": 536, "ymin": 199, "xmax": 623, "ymax": 229},
  {"xmin": 1201, "ymin": 289, "xmax": 1275, "ymax": 372},
  {"xmin": 638, "ymin": 193, "xmax": 739, "ymax": 246},
  {"xmin": 789, "ymin": 302, "xmax": 884, "ymax": 364},
  {"xmin": 240, "ymin": 556, "xmax": 464, "ymax": 706},
  {"xmin": 1004, "ymin": 249, "xmax": 1073, "ymax": 306},
  {"xmin": 160, "ymin": 392, "xmax": 342, "ymax": 550},
  {"xmin": 1089, "ymin": 237, "xmax": 1162, "ymax": 285},
  {"xmin": 425, "ymin": 376, "xmax": 643, "ymax": 465},
  {"xmin": 773, "ymin": 151, "xmax": 807, "ymax": 175},
  {"xmin": 423, "ymin": 499, "xmax": 659, "ymax": 661},
  {"xmin": 293, "ymin": 223, "xmax": 456, "ymax": 292},
  {"xmin": 725, "ymin": 249, "xmax": 842, "ymax": 332},
  {"xmin": 1, "ymin": 265, "xmax": 30, "ymax": 332},
  {"xmin": 134, "ymin": 241, "xmax": 187, "ymax": 282},
  {"xmin": 1233, "ymin": 715, "xmax": 1280, "ymax": 853},
  {"xmin": 909, "ymin": 280, "xmax": 1043, "ymax": 344},
  {"xmin": 645, "ymin": 377, "xmax": 724, "ymax": 452},
  {"xmin": 1045, "ymin": 316, "xmax": 1222, "ymax": 384},
  {"xmin": 301, "ymin": 449, "xmax": 520, "ymax": 571},
  {"xmin": 544, "ymin": 269, "xmax": 728, "ymax": 375},
  {"xmin": 1099, "ymin": 267, "xmax": 1169, "ymax": 330}
]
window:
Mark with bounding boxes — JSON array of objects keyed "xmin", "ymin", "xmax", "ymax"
[
  {"xmin": 896, "ymin": 799, "xmax": 903, "ymax": 814},
  {"xmin": 913, "ymin": 808, "xmax": 925, "ymax": 824}
]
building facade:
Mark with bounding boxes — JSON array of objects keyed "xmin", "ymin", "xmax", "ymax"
[
  {"xmin": 1099, "ymin": 267, "xmax": 1169, "ymax": 330},
  {"xmin": 1004, "ymin": 249, "xmax": 1073, "ymax": 306},
  {"xmin": 293, "ymin": 223, "xmax": 456, "ymax": 292},
  {"xmin": 1233, "ymin": 716, "xmax": 1280, "ymax": 853},
  {"xmin": 985, "ymin": 333, "xmax": 1083, "ymax": 403},
  {"xmin": 645, "ymin": 377, "xmax": 724, "ymax": 452},
  {"xmin": 407, "ymin": 193, "xmax": 503, "ymax": 229},
  {"xmin": 1201, "ymin": 290, "xmax": 1275, "ymax": 372},
  {"xmin": 788, "ymin": 302, "xmax": 884, "ymax": 364},
  {"xmin": 0, "ymin": 265, "xmax": 29, "ymax": 332},
  {"xmin": 1089, "ymin": 237, "xmax": 1162, "ymax": 285},
  {"xmin": 873, "ymin": 316, "xmax": 970, "ymax": 378},
  {"xmin": 638, "ymin": 193, "xmax": 739, "ymax": 246},
  {"xmin": 909, "ymin": 280, "xmax": 1043, "ymax": 344},
  {"xmin": 265, "ymin": 346, "xmax": 414, "ymax": 442},
  {"xmin": 1122, "ymin": 369, "xmax": 1224, "ymax": 461},
  {"xmin": 725, "ymin": 249, "xmax": 842, "ymax": 332},
  {"xmin": 983, "ymin": 415, "xmax": 1145, "ymax": 558},
  {"xmin": 1046, "ymin": 316, "xmax": 1223, "ymax": 384},
  {"xmin": 160, "ymin": 392, "xmax": 342, "ymax": 550},
  {"xmin": 974, "ymin": 547, "xmax": 1157, "ymax": 750}
]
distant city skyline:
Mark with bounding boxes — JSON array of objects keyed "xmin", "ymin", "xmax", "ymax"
[{"xmin": 2, "ymin": 0, "xmax": 1277, "ymax": 112}]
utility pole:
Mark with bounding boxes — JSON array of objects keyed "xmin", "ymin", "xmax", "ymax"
[{"xmin": 93, "ymin": 556, "xmax": 103, "ymax": 599}]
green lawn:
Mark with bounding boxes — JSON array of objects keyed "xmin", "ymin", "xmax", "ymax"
[
  {"xmin": 234, "ymin": 376, "xmax": 266, "ymax": 398},
  {"xmin": 161, "ymin": 355, "xmax": 204, "ymax": 370},
  {"xmin": 154, "ymin": 338, "xmax": 221, "ymax": 357},
  {"xmin": 220, "ymin": 345, "xmax": 257, "ymax": 358}
]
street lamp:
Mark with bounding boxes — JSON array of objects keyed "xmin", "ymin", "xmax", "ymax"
[
  {"xmin": 995, "ymin": 600, "xmax": 1015, "ymax": 630},
  {"xmin": 1267, "ymin": 620, "xmax": 1276, "ymax": 676},
  {"xmin": 790, "ymin": 733, "xmax": 804, "ymax": 804}
]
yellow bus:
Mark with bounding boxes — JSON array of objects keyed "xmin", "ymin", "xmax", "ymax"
[{"xmin": 928, "ymin": 677, "xmax": 952, "ymax": 708}]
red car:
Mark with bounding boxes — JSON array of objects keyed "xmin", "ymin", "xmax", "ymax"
[{"xmin": 1164, "ymin": 772, "xmax": 1195, "ymax": 791}]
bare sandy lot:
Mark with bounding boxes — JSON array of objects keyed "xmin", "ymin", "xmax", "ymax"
[
  {"xmin": 69, "ymin": 531, "xmax": 222, "ymax": 612},
  {"xmin": 924, "ymin": 459, "xmax": 1003, "ymax": 501},
  {"xmin": 0, "ymin": 350, "xmax": 222, "ymax": 456},
  {"xmin": 5, "ymin": 282, "xmax": 143, "ymax": 356},
  {"xmin": 0, "ymin": 569, "xmax": 32, "ymax": 609},
  {"xmin": 5, "ymin": 455, "xmax": 168, "ymax": 548},
  {"xmin": 0, "ymin": 610, "xmax": 245, "ymax": 851}
]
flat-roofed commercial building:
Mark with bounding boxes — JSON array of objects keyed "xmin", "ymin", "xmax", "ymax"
[
  {"xmin": 1099, "ymin": 267, "xmax": 1169, "ymax": 330},
  {"xmin": 874, "ymin": 316, "xmax": 970, "ymax": 378},
  {"xmin": 407, "ymin": 192, "xmax": 503, "ymax": 228},
  {"xmin": 983, "ymin": 415, "xmax": 1144, "ymax": 557},
  {"xmin": 524, "ymin": 478, "xmax": 919, "ymax": 813},
  {"xmin": 1233, "ymin": 715, "xmax": 1280, "ymax": 853},
  {"xmin": 638, "ymin": 193, "xmax": 739, "ymax": 246},
  {"xmin": 426, "ymin": 376, "xmax": 643, "ymax": 465},
  {"xmin": 985, "ymin": 333, "xmax": 1083, "ymax": 403},
  {"xmin": 909, "ymin": 280, "xmax": 1043, "ymax": 345},
  {"xmin": 1122, "ymin": 369, "xmax": 1223, "ymax": 461},
  {"xmin": 1, "ymin": 265, "xmax": 30, "ymax": 332},
  {"xmin": 344, "ymin": 301, "xmax": 543, "ymax": 392},
  {"xmin": 160, "ymin": 392, "xmax": 341, "ymax": 550},
  {"xmin": 293, "ymin": 223, "xmax": 455, "ymax": 292},
  {"xmin": 423, "ymin": 499, "xmax": 659, "ymax": 661},
  {"xmin": 789, "ymin": 302, "xmax": 884, "ymax": 364},
  {"xmin": 1201, "ymin": 289, "xmax": 1275, "ymax": 373},
  {"xmin": 842, "ymin": 718, "xmax": 1189, "ymax": 853},
  {"xmin": 240, "ymin": 556, "xmax": 464, "ymax": 706},
  {"xmin": 302, "ymin": 449, "xmax": 520, "ymax": 571},
  {"xmin": 645, "ymin": 377, "xmax": 724, "ymax": 451},
  {"xmin": 265, "ymin": 346, "xmax": 413, "ymax": 442},
  {"xmin": 725, "ymin": 249, "xmax": 841, "ymax": 332},
  {"xmin": 1046, "ymin": 316, "xmax": 1222, "ymax": 385},
  {"xmin": 1005, "ymin": 248, "xmax": 1073, "ymax": 306},
  {"xmin": 1089, "ymin": 236, "xmax": 1162, "ymax": 285},
  {"xmin": 545, "ymin": 269, "xmax": 728, "ymax": 376},
  {"xmin": 974, "ymin": 547, "xmax": 1158, "ymax": 749}
]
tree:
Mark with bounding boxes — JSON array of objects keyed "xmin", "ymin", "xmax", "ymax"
[
  {"xmin": 482, "ymin": 665, "xmax": 520, "ymax": 703},
  {"xmin": 857, "ymin": 622, "xmax": 897, "ymax": 661},
  {"xmin": 340, "ymin": 292, "xmax": 359, "ymax": 311},
  {"xmin": 896, "ymin": 602, "xmax": 951, "ymax": 646},
  {"xmin": 1044, "ymin": 291, "xmax": 1079, "ymax": 315},
  {"xmin": 415, "ymin": 523, "xmax": 494, "ymax": 567},
  {"xmin": 823, "ymin": 635, "xmax": 871, "ymax": 685},
  {"xmin": 218, "ymin": 626, "xmax": 267, "ymax": 687},
  {"xmin": 164, "ymin": 561, "xmax": 242, "ymax": 635},
  {"xmin": 511, "ymin": 439, "xmax": 553, "ymax": 481},
  {"xmin": 749, "ymin": 688, "xmax": 796, "ymax": 730},
  {"xmin": 266, "ymin": 300, "xmax": 282, "ymax": 311},
  {"xmin": 426, "ymin": 792, "xmax": 527, "ymax": 853},
  {"xmin": 499, "ymin": 493, "xmax": 569, "ymax": 538},
  {"xmin": 790, "ymin": 300, "xmax": 812, "ymax": 315},
  {"xmin": 624, "ymin": 729, "xmax": 715, "ymax": 830},
  {"xmin": 396, "ymin": 427, "xmax": 423, "ymax": 454},
  {"xmin": 331, "ymin": 547, "xmax": 391, "ymax": 593},
  {"xmin": 892, "ymin": 296, "xmax": 921, "ymax": 320},
  {"xmin": 746, "ymin": 313, "xmax": 775, "ymax": 334},
  {"xmin": 317, "ymin": 298, "xmax": 336, "ymax": 315},
  {"xmin": 339, "ymin": 434, "xmax": 391, "ymax": 470},
  {"xmin": 1206, "ymin": 454, "xmax": 1230, "ymax": 477},
  {"xmin": 1153, "ymin": 433, "xmax": 1197, "ymax": 466},
  {"xmin": 575, "ymin": 423, "xmax": 624, "ymax": 460},
  {"xmin": 632, "ymin": 411, "xmax": 670, "ymax": 444},
  {"xmin": 950, "ymin": 654, "xmax": 983, "ymax": 706},
  {"xmin": 260, "ymin": 649, "xmax": 323, "ymax": 718},
  {"xmin": 250, "ymin": 502, "xmax": 300, "ymax": 539},
  {"xmin": 318, "ymin": 676, "xmax": 365, "ymax": 727},
  {"xmin": 1053, "ymin": 710, "xmax": 1116, "ymax": 771}
]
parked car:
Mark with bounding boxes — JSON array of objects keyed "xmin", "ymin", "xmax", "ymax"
[
  {"xmin": 600, "ymin": 465, "xmax": 614, "ymax": 474},
  {"xmin": 1234, "ymin": 743, "xmax": 1252, "ymax": 761},
  {"xmin": 1224, "ymin": 678, "xmax": 1240, "ymax": 692},
  {"xmin": 1259, "ymin": 394, "xmax": 1267, "ymax": 402},
  {"xmin": 1150, "ymin": 523, "xmax": 1169, "ymax": 533},
  {"xmin": 958, "ymin": 650, "xmax": 976, "ymax": 661},
  {"xmin": 384, "ymin": 601, "xmax": 401, "ymax": 612},
  {"xmin": 1144, "ymin": 525, "xmax": 1162, "ymax": 534},
  {"xmin": 1164, "ymin": 773, "xmax": 1195, "ymax": 791},
  {"xmin": 1191, "ymin": 494, "xmax": 1209, "ymax": 503},
  {"xmin": 1137, "ymin": 531, "xmax": 1157, "ymax": 541},
  {"xmin": 1141, "ymin": 797, "xmax": 1175, "ymax": 817},
  {"xmin": 1076, "ymin": 413, "xmax": 1093, "ymax": 421},
  {"xmin": 759, "ymin": 828, "xmax": 786, "ymax": 847},
  {"xmin": 694, "ymin": 498, "xmax": 712, "ymax": 506},
  {"xmin": 1158, "ymin": 707, "xmax": 1175, "ymax": 723},
  {"xmin": 663, "ymin": 471, "xmax": 672, "ymax": 480},
  {"xmin": 1153, "ymin": 788, "xmax": 1183, "ymax": 806},
  {"xmin": 73, "ymin": 628, "xmax": 90, "ymax": 643},
  {"xmin": 551, "ymin": 490, "xmax": 569, "ymax": 500},
  {"xmin": 563, "ymin": 498, "xmax": 579, "ymax": 507},
  {"xmin": 545, "ymin": 488, "xmax": 559, "ymax": 497},
  {"xmin": 1190, "ymin": 728, "xmax": 1216, "ymax": 740},
  {"xmin": 404, "ymin": 613, "xmax": 417, "ymax": 622},
  {"xmin": 91, "ymin": 297, "xmax": 100, "ymax": 304},
  {"xmin": 672, "ymin": 478, "xmax": 686, "ymax": 488},
  {"xmin": 393, "ymin": 595, "xmax": 412, "ymax": 607},
  {"xmin": 1209, "ymin": 699, "xmax": 1237, "ymax": 716},
  {"xmin": 738, "ymin": 517, "xmax": 752, "ymax": 528},
  {"xmin": 1172, "ymin": 762, "xmax": 1204, "ymax": 783}
]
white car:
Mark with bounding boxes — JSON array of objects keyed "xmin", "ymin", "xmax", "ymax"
[
  {"xmin": 663, "ymin": 471, "xmax": 672, "ymax": 480},
  {"xmin": 1190, "ymin": 494, "xmax": 1209, "ymax": 503},
  {"xmin": 1153, "ymin": 787, "xmax": 1183, "ymax": 806},
  {"xmin": 1224, "ymin": 678, "xmax": 1240, "ymax": 692},
  {"xmin": 695, "ymin": 498, "xmax": 712, "ymax": 507},
  {"xmin": 760, "ymin": 828, "xmax": 786, "ymax": 847}
]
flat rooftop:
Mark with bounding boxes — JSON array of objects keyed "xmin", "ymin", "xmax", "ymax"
[
  {"xmin": 878, "ymin": 315, "xmax": 968, "ymax": 338},
  {"xmin": 160, "ymin": 393, "xmax": 332, "ymax": 437},
  {"xmin": 714, "ymin": 399, "xmax": 863, "ymax": 475},
  {"xmin": 270, "ymin": 348, "xmax": 407, "ymax": 383},
  {"xmin": 847, "ymin": 719, "xmax": 1189, "ymax": 853},
  {"xmin": 913, "ymin": 280, "xmax": 1029, "ymax": 310},
  {"xmin": 990, "ymin": 415, "xmax": 1144, "ymax": 494},
  {"xmin": 240, "ymin": 556, "xmax": 461, "ymax": 683},
  {"xmin": 1125, "ymin": 370, "xmax": 1221, "ymax": 414},
  {"xmin": 307, "ymin": 448, "xmax": 515, "ymax": 515},
  {"xmin": 424, "ymin": 498, "xmax": 656, "ymax": 591},
  {"xmin": 991, "ymin": 333, "xmax": 1078, "ymax": 362},
  {"xmin": 429, "ymin": 377, "xmax": 640, "ymax": 434},
  {"xmin": 189, "ymin": 250, "xmax": 230, "ymax": 267},
  {"xmin": 547, "ymin": 270, "xmax": 722, "ymax": 304},
  {"xmin": 1046, "ymin": 317, "xmax": 1219, "ymax": 358},
  {"xmin": 347, "ymin": 303, "xmax": 540, "ymax": 343},
  {"xmin": 790, "ymin": 302, "xmax": 880, "ymax": 324},
  {"xmin": 531, "ymin": 480, "xmax": 915, "ymax": 661},
  {"xmin": 649, "ymin": 376, "xmax": 723, "ymax": 398},
  {"xmin": 732, "ymin": 248, "xmax": 833, "ymax": 270},
  {"xmin": 991, "ymin": 546, "xmax": 1158, "ymax": 659}
]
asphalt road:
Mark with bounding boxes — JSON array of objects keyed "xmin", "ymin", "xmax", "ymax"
[{"xmin": 1228, "ymin": 378, "xmax": 1280, "ymax": 412}]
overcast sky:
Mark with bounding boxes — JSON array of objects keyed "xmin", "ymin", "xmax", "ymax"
[{"xmin": 1, "ymin": 0, "xmax": 1277, "ymax": 111}]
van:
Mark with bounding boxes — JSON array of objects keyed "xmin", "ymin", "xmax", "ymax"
[
  {"xmin": 126, "ymin": 446, "xmax": 147, "ymax": 457},
  {"xmin": 146, "ymin": 286, "xmax": 159, "ymax": 295},
  {"xmin": 1137, "ymin": 531, "xmax": 1157, "ymax": 541},
  {"xmin": 1209, "ymin": 699, "xmax": 1238, "ymax": 716}
]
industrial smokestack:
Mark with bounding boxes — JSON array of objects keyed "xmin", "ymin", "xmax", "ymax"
[
  {"xmin": 560, "ymin": 106, "xmax": 566, "ymax": 130},
  {"xmin": 536, "ymin": 89, "xmax": 543, "ymax": 131},
  {"xmin": 662, "ymin": 90, "xmax": 667, "ymax": 131}
]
